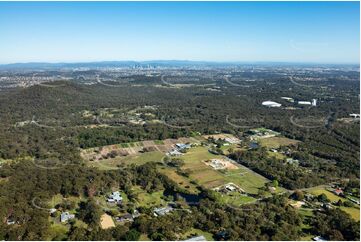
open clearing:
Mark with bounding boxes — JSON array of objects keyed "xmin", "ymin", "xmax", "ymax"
[
  {"xmin": 85, "ymin": 136, "xmax": 274, "ymax": 200},
  {"xmin": 100, "ymin": 213, "xmax": 115, "ymax": 229},
  {"xmin": 158, "ymin": 167, "xmax": 199, "ymax": 194},
  {"xmin": 88, "ymin": 151, "xmax": 164, "ymax": 170},
  {"xmin": 215, "ymin": 191, "xmax": 256, "ymax": 206},
  {"xmin": 82, "ymin": 137, "xmax": 199, "ymax": 167},
  {"xmin": 132, "ymin": 186, "xmax": 167, "ymax": 208},
  {"xmin": 202, "ymin": 133, "xmax": 240, "ymax": 143},
  {"xmin": 180, "ymin": 146, "xmax": 269, "ymax": 194},
  {"xmin": 259, "ymin": 137, "xmax": 300, "ymax": 149},
  {"xmin": 306, "ymin": 187, "xmax": 347, "ymax": 202}
]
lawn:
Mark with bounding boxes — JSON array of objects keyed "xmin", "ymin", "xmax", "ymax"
[
  {"xmin": 49, "ymin": 194, "xmax": 84, "ymax": 213},
  {"xmin": 132, "ymin": 186, "xmax": 167, "ymax": 208},
  {"xmin": 340, "ymin": 207, "xmax": 360, "ymax": 221},
  {"xmin": 267, "ymin": 151, "xmax": 286, "ymax": 160},
  {"xmin": 307, "ymin": 187, "xmax": 347, "ymax": 202},
  {"xmin": 215, "ymin": 191, "xmax": 256, "ymax": 206},
  {"xmin": 299, "ymin": 207, "xmax": 314, "ymax": 218},
  {"xmin": 259, "ymin": 137, "xmax": 300, "ymax": 149},
  {"xmin": 222, "ymin": 168, "xmax": 269, "ymax": 195}
]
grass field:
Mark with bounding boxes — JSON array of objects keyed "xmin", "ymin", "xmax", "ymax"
[
  {"xmin": 223, "ymin": 168, "xmax": 269, "ymax": 195},
  {"xmin": 215, "ymin": 191, "xmax": 256, "ymax": 206},
  {"xmin": 267, "ymin": 151, "xmax": 286, "ymax": 160},
  {"xmin": 49, "ymin": 194, "xmax": 84, "ymax": 214},
  {"xmin": 180, "ymin": 146, "xmax": 269, "ymax": 194},
  {"xmin": 340, "ymin": 206, "xmax": 360, "ymax": 221},
  {"xmin": 259, "ymin": 137, "xmax": 300, "ymax": 149},
  {"xmin": 132, "ymin": 186, "xmax": 167, "ymax": 208},
  {"xmin": 181, "ymin": 146, "xmax": 225, "ymax": 188},
  {"xmin": 158, "ymin": 167, "xmax": 199, "ymax": 194},
  {"xmin": 307, "ymin": 187, "xmax": 347, "ymax": 202}
]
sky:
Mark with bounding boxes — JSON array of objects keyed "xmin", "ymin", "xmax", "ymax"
[{"xmin": 0, "ymin": 1, "xmax": 359, "ymax": 64}]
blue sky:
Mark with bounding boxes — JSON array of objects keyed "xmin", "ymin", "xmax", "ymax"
[{"xmin": 0, "ymin": 1, "xmax": 359, "ymax": 64}]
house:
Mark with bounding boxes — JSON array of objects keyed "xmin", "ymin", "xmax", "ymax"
[
  {"xmin": 60, "ymin": 212, "xmax": 75, "ymax": 223},
  {"xmin": 323, "ymin": 203, "xmax": 333, "ymax": 209},
  {"xmin": 349, "ymin": 113, "xmax": 360, "ymax": 119},
  {"xmin": 298, "ymin": 101, "xmax": 312, "ymax": 105},
  {"xmin": 333, "ymin": 188, "xmax": 343, "ymax": 196},
  {"xmin": 49, "ymin": 208, "xmax": 57, "ymax": 214},
  {"xmin": 107, "ymin": 191, "xmax": 122, "ymax": 203},
  {"xmin": 262, "ymin": 101, "xmax": 281, "ymax": 108},
  {"xmin": 176, "ymin": 143, "xmax": 191, "ymax": 150},
  {"xmin": 6, "ymin": 219, "xmax": 15, "ymax": 225},
  {"xmin": 269, "ymin": 186, "xmax": 276, "ymax": 193},
  {"xmin": 281, "ymin": 97, "xmax": 294, "ymax": 103},
  {"xmin": 116, "ymin": 213, "xmax": 134, "ymax": 223},
  {"xmin": 304, "ymin": 193, "xmax": 314, "ymax": 201},
  {"xmin": 208, "ymin": 159, "xmax": 225, "ymax": 170},
  {"xmin": 184, "ymin": 235, "xmax": 206, "ymax": 241},
  {"xmin": 153, "ymin": 206, "xmax": 173, "ymax": 216},
  {"xmin": 224, "ymin": 137, "xmax": 240, "ymax": 144},
  {"xmin": 214, "ymin": 183, "xmax": 244, "ymax": 194},
  {"xmin": 249, "ymin": 142, "xmax": 259, "ymax": 149},
  {"xmin": 168, "ymin": 149, "xmax": 183, "ymax": 156},
  {"xmin": 132, "ymin": 209, "xmax": 140, "ymax": 218},
  {"xmin": 225, "ymin": 184, "xmax": 237, "ymax": 192},
  {"xmin": 286, "ymin": 158, "xmax": 299, "ymax": 165}
]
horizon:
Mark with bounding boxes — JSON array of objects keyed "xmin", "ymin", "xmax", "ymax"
[
  {"xmin": 0, "ymin": 1, "xmax": 359, "ymax": 64},
  {"xmin": 0, "ymin": 59, "xmax": 360, "ymax": 66}
]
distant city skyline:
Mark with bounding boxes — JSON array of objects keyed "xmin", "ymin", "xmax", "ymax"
[{"xmin": 0, "ymin": 1, "xmax": 359, "ymax": 64}]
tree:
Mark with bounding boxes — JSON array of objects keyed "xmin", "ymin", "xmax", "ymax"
[
  {"xmin": 328, "ymin": 229, "xmax": 344, "ymax": 241},
  {"xmin": 271, "ymin": 180, "xmax": 279, "ymax": 188},
  {"xmin": 77, "ymin": 200, "xmax": 102, "ymax": 227},
  {"xmin": 124, "ymin": 229, "xmax": 141, "ymax": 241},
  {"xmin": 292, "ymin": 190, "xmax": 304, "ymax": 201},
  {"xmin": 317, "ymin": 194, "xmax": 330, "ymax": 203}
]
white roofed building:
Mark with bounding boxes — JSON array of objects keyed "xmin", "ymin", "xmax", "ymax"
[
  {"xmin": 262, "ymin": 101, "xmax": 282, "ymax": 108},
  {"xmin": 298, "ymin": 101, "xmax": 312, "ymax": 105}
]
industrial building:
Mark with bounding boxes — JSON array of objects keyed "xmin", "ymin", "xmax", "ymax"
[{"xmin": 262, "ymin": 101, "xmax": 282, "ymax": 108}]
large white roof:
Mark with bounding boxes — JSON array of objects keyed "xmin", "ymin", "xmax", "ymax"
[{"xmin": 262, "ymin": 101, "xmax": 281, "ymax": 107}]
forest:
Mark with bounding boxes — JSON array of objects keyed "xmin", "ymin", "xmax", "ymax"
[{"xmin": 0, "ymin": 68, "xmax": 359, "ymax": 240}]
